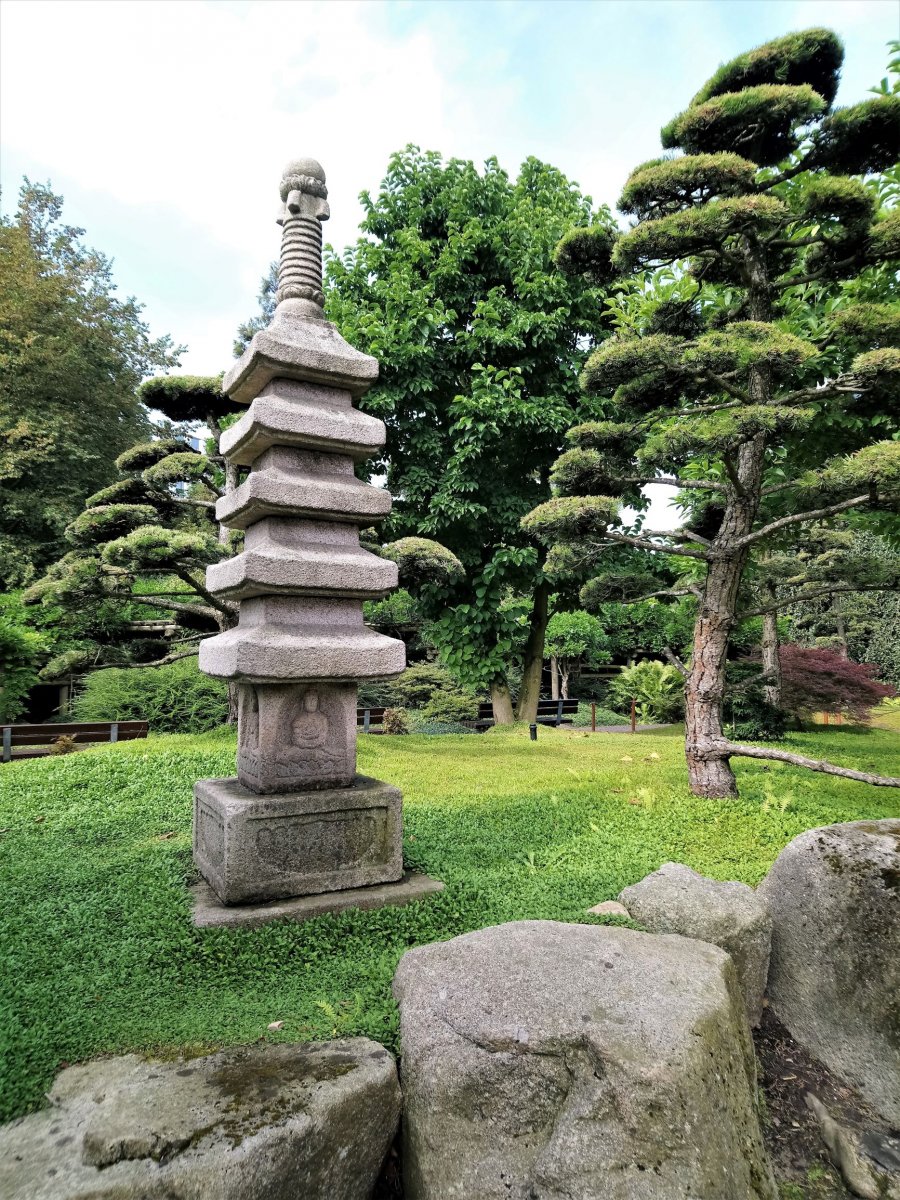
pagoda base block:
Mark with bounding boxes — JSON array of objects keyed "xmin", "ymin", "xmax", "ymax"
[
  {"xmin": 190, "ymin": 870, "xmax": 444, "ymax": 928},
  {"xmin": 193, "ymin": 774, "xmax": 403, "ymax": 905}
]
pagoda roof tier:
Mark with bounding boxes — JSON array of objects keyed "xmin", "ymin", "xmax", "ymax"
[
  {"xmin": 216, "ymin": 446, "xmax": 391, "ymax": 530},
  {"xmin": 224, "ymin": 311, "xmax": 378, "ymax": 404},
  {"xmin": 220, "ymin": 381, "xmax": 386, "ymax": 466},
  {"xmin": 206, "ymin": 518, "xmax": 397, "ymax": 602}
]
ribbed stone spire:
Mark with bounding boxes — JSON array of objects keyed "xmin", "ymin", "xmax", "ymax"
[
  {"xmin": 191, "ymin": 159, "xmax": 416, "ymax": 913},
  {"xmin": 275, "ymin": 158, "xmax": 329, "ymax": 311}
]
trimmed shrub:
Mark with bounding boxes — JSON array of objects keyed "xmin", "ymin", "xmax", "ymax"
[
  {"xmin": 382, "ymin": 707, "xmax": 410, "ymax": 735},
  {"xmin": 72, "ymin": 656, "xmax": 228, "ymax": 733}
]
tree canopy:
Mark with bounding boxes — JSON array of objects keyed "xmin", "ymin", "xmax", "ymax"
[
  {"xmin": 322, "ymin": 146, "xmax": 616, "ymax": 720},
  {"xmin": 0, "ymin": 182, "xmax": 181, "ymax": 586},
  {"xmin": 524, "ymin": 29, "xmax": 900, "ymax": 796}
]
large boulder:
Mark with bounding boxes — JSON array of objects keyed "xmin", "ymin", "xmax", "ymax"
[
  {"xmin": 619, "ymin": 861, "xmax": 772, "ymax": 1027},
  {"xmin": 393, "ymin": 920, "xmax": 777, "ymax": 1199},
  {"xmin": 0, "ymin": 1038, "xmax": 400, "ymax": 1200},
  {"xmin": 758, "ymin": 819, "xmax": 900, "ymax": 1126}
]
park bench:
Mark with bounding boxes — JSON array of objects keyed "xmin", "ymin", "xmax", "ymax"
[
  {"xmin": 357, "ymin": 707, "xmax": 387, "ymax": 733},
  {"xmin": 474, "ymin": 697, "xmax": 580, "ymax": 731},
  {"xmin": 1, "ymin": 721, "xmax": 149, "ymax": 763}
]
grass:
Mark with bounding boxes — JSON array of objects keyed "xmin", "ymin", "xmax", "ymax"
[{"xmin": 1, "ymin": 722, "xmax": 898, "ymax": 1122}]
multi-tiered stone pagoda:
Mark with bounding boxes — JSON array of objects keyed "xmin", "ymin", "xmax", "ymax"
[{"xmin": 192, "ymin": 159, "xmax": 440, "ymax": 923}]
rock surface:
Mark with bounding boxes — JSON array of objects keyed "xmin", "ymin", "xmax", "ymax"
[
  {"xmin": 619, "ymin": 861, "xmax": 772, "ymax": 1027},
  {"xmin": 393, "ymin": 919, "xmax": 777, "ymax": 1199},
  {"xmin": 806, "ymin": 1093, "xmax": 900, "ymax": 1200},
  {"xmin": 758, "ymin": 820, "xmax": 900, "ymax": 1126},
  {"xmin": 0, "ymin": 1038, "xmax": 400, "ymax": 1200}
]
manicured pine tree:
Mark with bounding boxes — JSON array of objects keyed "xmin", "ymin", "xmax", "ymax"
[
  {"xmin": 524, "ymin": 29, "xmax": 900, "ymax": 795},
  {"xmin": 24, "ymin": 377, "xmax": 242, "ymax": 703}
]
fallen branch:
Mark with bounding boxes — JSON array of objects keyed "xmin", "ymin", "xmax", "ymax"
[{"xmin": 718, "ymin": 739, "xmax": 900, "ymax": 788}]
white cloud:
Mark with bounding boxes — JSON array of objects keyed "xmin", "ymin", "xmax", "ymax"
[{"xmin": 2, "ymin": 0, "xmax": 895, "ymax": 377}]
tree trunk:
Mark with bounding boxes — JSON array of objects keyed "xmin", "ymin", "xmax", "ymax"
[
  {"xmin": 516, "ymin": 580, "xmax": 551, "ymax": 723},
  {"xmin": 684, "ymin": 552, "xmax": 748, "ymax": 798},
  {"xmin": 561, "ymin": 668, "xmax": 569, "ymax": 700},
  {"xmin": 761, "ymin": 580, "xmax": 781, "ymax": 708},
  {"xmin": 491, "ymin": 678, "xmax": 515, "ymax": 724},
  {"xmin": 684, "ymin": 236, "xmax": 771, "ymax": 799},
  {"xmin": 833, "ymin": 598, "xmax": 849, "ymax": 659},
  {"xmin": 550, "ymin": 656, "xmax": 560, "ymax": 700}
]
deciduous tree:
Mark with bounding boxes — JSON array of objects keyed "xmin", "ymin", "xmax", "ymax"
[
  {"xmin": 323, "ymin": 147, "xmax": 616, "ymax": 722},
  {"xmin": 0, "ymin": 182, "xmax": 180, "ymax": 585}
]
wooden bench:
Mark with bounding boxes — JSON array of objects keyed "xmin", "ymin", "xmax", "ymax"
[
  {"xmin": 474, "ymin": 698, "xmax": 580, "ymax": 730},
  {"xmin": 357, "ymin": 707, "xmax": 387, "ymax": 733},
  {"xmin": 1, "ymin": 721, "xmax": 149, "ymax": 763}
]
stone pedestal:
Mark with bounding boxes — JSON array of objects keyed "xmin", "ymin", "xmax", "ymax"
[
  {"xmin": 190, "ymin": 158, "xmax": 440, "ymax": 923},
  {"xmin": 194, "ymin": 775, "xmax": 403, "ymax": 904}
]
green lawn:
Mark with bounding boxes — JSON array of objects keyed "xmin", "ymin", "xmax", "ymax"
[{"xmin": 1, "ymin": 723, "xmax": 898, "ymax": 1122}]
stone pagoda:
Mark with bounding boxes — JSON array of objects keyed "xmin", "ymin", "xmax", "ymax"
[{"xmin": 192, "ymin": 158, "xmax": 440, "ymax": 923}]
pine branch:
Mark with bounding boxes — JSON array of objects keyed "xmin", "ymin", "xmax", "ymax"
[
  {"xmin": 172, "ymin": 568, "xmax": 235, "ymax": 618},
  {"xmin": 597, "ymin": 531, "xmax": 709, "ymax": 560},
  {"xmin": 738, "ymin": 581, "xmax": 900, "ymax": 619},
  {"xmin": 731, "ymin": 494, "xmax": 870, "ymax": 550},
  {"xmin": 717, "ymin": 739, "xmax": 900, "ymax": 788},
  {"xmin": 90, "ymin": 651, "xmax": 200, "ymax": 672},
  {"xmin": 140, "ymin": 597, "xmax": 220, "ymax": 621},
  {"xmin": 663, "ymin": 646, "xmax": 689, "ymax": 677}
]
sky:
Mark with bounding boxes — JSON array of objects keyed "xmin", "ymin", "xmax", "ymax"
[{"xmin": 1, "ymin": 0, "xmax": 897, "ymax": 521}]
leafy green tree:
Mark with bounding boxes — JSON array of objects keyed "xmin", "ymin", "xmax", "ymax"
[
  {"xmin": 322, "ymin": 147, "xmax": 616, "ymax": 722},
  {"xmin": 0, "ymin": 593, "xmax": 48, "ymax": 721},
  {"xmin": 0, "ymin": 181, "xmax": 180, "ymax": 585},
  {"xmin": 544, "ymin": 609, "xmax": 610, "ymax": 697},
  {"xmin": 524, "ymin": 29, "xmax": 900, "ymax": 795},
  {"xmin": 785, "ymin": 528, "xmax": 900, "ymax": 685},
  {"xmin": 607, "ymin": 660, "xmax": 684, "ymax": 724}
]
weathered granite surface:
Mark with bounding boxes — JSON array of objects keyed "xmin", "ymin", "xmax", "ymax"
[
  {"xmin": 192, "ymin": 871, "xmax": 445, "ymax": 927},
  {"xmin": 0, "ymin": 1039, "xmax": 400, "ymax": 1200},
  {"xmin": 192, "ymin": 157, "xmax": 429, "ymax": 915},
  {"xmin": 393, "ymin": 920, "xmax": 778, "ymax": 1199},
  {"xmin": 216, "ymin": 446, "xmax": 392, "ymax": 529},
  {"xmin": 619, "ymin": 861, "xmax": 772, "ymax": 1027},
  {"xmin": 199, "ymin": 597, "xmax": 405, "ymax": 683},
  {"xmin": 194, "ymin": 773, "xmax": 403, "ymax": 904},
  {"xmin": 759, "ymin": 820, "xmax": 900, "ymax": 1126},
  {"xmin": 220, "ymin": 382, "xmax": 387, "ymax": 465}
]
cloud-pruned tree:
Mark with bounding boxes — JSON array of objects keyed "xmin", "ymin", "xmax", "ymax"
[{"xmin": 524, "ymin": 29, "xmax": 900, "ymax": 795}]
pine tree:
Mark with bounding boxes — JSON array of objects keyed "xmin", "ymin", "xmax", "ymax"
[
  {"xmin": 23, "ymin": 377, "xmax": 241, "ymax": 711},
  {"xmin": 524, "ymin": 30, "xmax": 900, "ymax": 795}
]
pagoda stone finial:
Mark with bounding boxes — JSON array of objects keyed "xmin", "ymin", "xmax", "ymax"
[
  {"xmin": 191, "ymin": 159, "xmax": 443, "ymax": 921},
  {"xmin": 276, "ymin": 158, "xmax": 329, "ymax": 313}
]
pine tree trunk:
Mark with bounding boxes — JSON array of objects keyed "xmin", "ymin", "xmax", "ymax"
[
  {"xmin": 491, "ymin": 679, "xmax": 515, "ymax": 724},
  {"xmin": 516, "ymin": 580, "xmax": 551, "ymax": 723},
  {"xmin": 684, "ymin": 553, "xmax": 747, "ymax": 798},
  {"xmin": 550, "ymin": 656, "xmax": 560, "ymax": 700},
  {"xmin": 833, "ymin": 599, "xmax": 849, "ymax": 658},
  {"xmin": 684, "ymin": 238, "xmax": 771, "ymax": 799},
  {"xmin": 761, "ymin": 581, "xmax": 781, "ymax": 708}
]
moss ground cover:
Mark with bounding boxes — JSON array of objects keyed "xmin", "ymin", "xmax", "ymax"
[{"xmin": 1, "ymin": 723, "xmax": 898, "ymax": 1121}]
